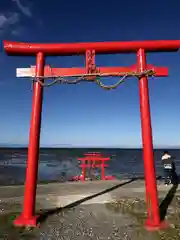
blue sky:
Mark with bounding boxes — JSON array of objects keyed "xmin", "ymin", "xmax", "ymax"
[{"xmin": 0, "ymin": 0, "xmax": 180, "ymax": 148}]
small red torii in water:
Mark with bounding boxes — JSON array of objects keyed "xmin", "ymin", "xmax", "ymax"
[{"xmin": 76, "ymin": 152, "xmax": 115, "ymax": 181}]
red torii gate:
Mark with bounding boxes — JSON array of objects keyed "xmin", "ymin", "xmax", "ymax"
[
  {"xmin": 3, "ymin": 39, "xmax": 180, "ymax": 231},
  {"xmin": 78, "ymin": 152, "xmax": 110, "ymax": 181}
]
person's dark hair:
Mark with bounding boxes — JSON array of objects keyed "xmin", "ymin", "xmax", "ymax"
[{"xmin": 163, "ymin": 150, "xmax": 169, "ymax": 154}]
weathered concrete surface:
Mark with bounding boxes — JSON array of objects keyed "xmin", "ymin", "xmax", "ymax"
[
  {"xmin": 0, "ymin": 179, "xmax": 176, "ymax": 214},
  {"xmin": 36, "ymin": 204, "xmax": 139, "ymax": 240},
  {"xmin": 0, "ymin": 180, "xmax": 180, "ymax": 240}
]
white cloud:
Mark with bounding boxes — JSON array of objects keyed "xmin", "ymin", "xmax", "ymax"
[
  {"xmin": 0, "ymin": 13, "xmax": 19, "ymax": 35},
  {"xmin": 0, "ymin": 15, "xmax": 7, "ymax": 27},
  {"xmin": 0, "ymin": 13, "xmax": 19, "ymax": 28},
  {"xmin": 0, "ymin": 2, "xmax": 41, "ymax": 37},
  {"xmin": 11, "ymin": 29, "xmax": 21, "ymax": 36},
  {"xmin": 11, "ymin": 25, "xmax": 24, "ymax": 35},
  {"xmin": 12, "ymin": 0, "xmax": 32, "ymax": 17}
]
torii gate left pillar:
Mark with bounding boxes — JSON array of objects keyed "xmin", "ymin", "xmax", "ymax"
[
  {"xmin": 14, "ymin": 52, "xmax": 45, "ymax": 226},
  {"xmin": 3, "ymin": 39, "xmax": 179, "ymax": 230}
]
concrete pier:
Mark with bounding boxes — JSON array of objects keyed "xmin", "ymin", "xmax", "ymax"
[
  {"xmin": 0, "ymin": 179, "xmax": 180, "ymax": 239},
  {"xmin": 0, "ymin": 179, "xmax": 176, "ymax": 214}
]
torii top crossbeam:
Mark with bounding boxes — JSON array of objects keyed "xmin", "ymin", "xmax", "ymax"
[{"xmin": 3, "ymin": 40, "xmax": 180, "ymax": 55}]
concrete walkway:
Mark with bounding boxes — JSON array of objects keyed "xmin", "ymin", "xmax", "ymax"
[
  {"xmin": 0, "ymin": 179, "xmax": 180, "ymax": 240},
  {"xmin": 0, "ymin": 179, "xmax": 177, "ymax": 214}
]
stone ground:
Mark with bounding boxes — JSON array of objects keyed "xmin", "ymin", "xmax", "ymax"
[{"xmin": 0, "ymin": 179, "xmax": 180, "ymax": 239}]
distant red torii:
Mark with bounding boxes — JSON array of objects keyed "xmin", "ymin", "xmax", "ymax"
[{"xmin": 78, "ymin": 152, "xmax": 111, "ymax": 181}]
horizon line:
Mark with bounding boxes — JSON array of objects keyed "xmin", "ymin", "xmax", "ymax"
[{"xmin": 0, "ymin": 143, "xmax": 179, "ymax": 149}]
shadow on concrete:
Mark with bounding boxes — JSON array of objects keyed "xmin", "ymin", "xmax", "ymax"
[
  {"xmin": 159, "ymin": 174, "xmax": 179, "ymax": 221},
  {"xmin": 37, "ymin": 175, "xmax": 166, "ymax": 224},
  {"xmin": 38, "ymin": 178, "xmax": 137, "ymax": 224}
]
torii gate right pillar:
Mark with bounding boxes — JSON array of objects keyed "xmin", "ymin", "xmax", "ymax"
[{"xmin": 137, "ymin": 48, "xmax": 168, "ymax": 230}]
